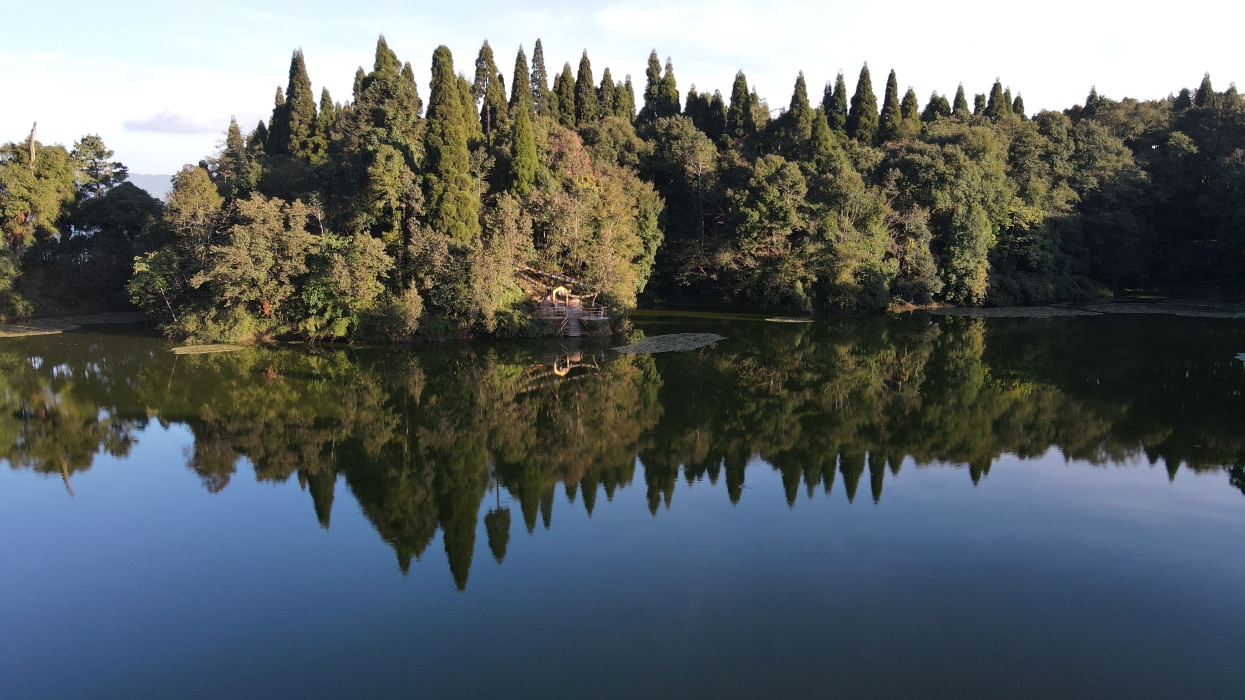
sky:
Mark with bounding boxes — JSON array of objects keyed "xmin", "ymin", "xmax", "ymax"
[{"xmin": 3, "ymin": 0, "xmax": 1242, "ymax": 174}]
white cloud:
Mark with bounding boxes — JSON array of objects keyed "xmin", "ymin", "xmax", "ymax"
[{"xmin": 123, "ymin": 110, "xmax": 227, "ymax": 134}]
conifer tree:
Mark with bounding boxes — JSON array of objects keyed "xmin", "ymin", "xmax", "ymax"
[
  {"xmin": 749, "ymin": 89, "xmax": 767, "ymax": 131},
  {"xmin": 219, "ymin": 118, "xmax": 247, "ymax": 183},
  {"xmin": 973, "ymin": 93, "xmax": 987, "ymax": 115},
  {"xmin": 922, "ymin": 92, "xmax": 951, "ymax": 122},
  {"xmin": 481, "ymin": 70, "xmax": 509, "ymax": 140},
  {"xmin": 952, "ymin": 84, "xmax": 969, "ymax": 117},
  {"xmin": 1195, "ymin": 73, "xmax": 1216, "ymax": 107},
  {"xmin": 785, "ymin": 72, "xmax": 814, "ymax": 149},
  {"xmin": 549, "ymin": 71, "xmax": 563, "ymax": 123},
  {"xmin": 458, "ymin": 73, "xmax": 482, "ymax": 140},
  {"xmin": 472, "ymin": 40, "xmax": 498, "ymax": 103},
  {"xmin": 352, "ymin": 67, "xmax": 366, "ymax": 103},
  {"xmin": 707, "ymin": 90, "xmax": 728, "ymax": 140},
  {"xmin": 1011, "ymin": 94, "xmax": 1026, "ymax": 118},
  {"xmin": 659, "ymin": 58, "xmax": 680, "ymax": 117},
  {"xmin": 900, "ymin": 87, "xmax": 921, "ymax": 137},
  {"xmin": 399, "ymin": 62, "xmax": 424, "ymax": 116},
  {"xmin": 1003, "ymin": 87, "xmax": 1014, "ymax": 114},
  {"xmin": 556, "ymin": 63, "xmax": 576, "ymax": 127},
  {"xmin": 826, "ymin": 72, "xmax": 848, "ymax": 134},
  {"xmin": 424, "ymin": 46, "xmax": 480, "ymax": 245},
  {"xmin": 374, "ymin": 36, "xmax": 401, "ymax": 76},
  {"xmin": 248, "ymin": 121, "xmax": 268, "ymax": 155},
  {"xmin": 726, "ymin": 71, "xmax": 753, "ymax": 140},
  {"xmin": 619, "ymin": 76, "xmax": 637, "ymax": 121},
  {"xmin": 509, "ymin": 104, "xmax": 537, "ymax": 196},
  {"xmin": 267, "ymin": 86, "xmax": 287, "ymax": 155},
  {"xmin": 1223, "ymin": 83, "xmax": 1242, "ymax": 110},
  {"xmin": 638, "ymin": 50, "xmax": 662, "ymax": 123},
  {"xmin": 685, "ymin": 85, "xmax": 701, "ymax": 125},
  {"xmin": 809, "ymin": 109, "xmax": 836, "ymax": 167},
  {"xmin": 878, "ymin": 69, "xmax": 902, "ymax": 142},
  {"xmin": 510, "ymin": 47, "xmax": 533, "ymax": 116},
  {"xmin": 598, "ymin": 67, "xmax": 616, "ymax": 117},
  {"xmin": 985, "ymin": 79, "xmax": 1008, "ymax": 120},
  {"xmin": 846, "ymin": 64, "xmax": 878, "ymax": 145},
  {"xmin": 274, "ymin": 49, "xmax": 318, "ymax": 159},
  {"xmin": 1173, "ymin": 87, "xmax": 1194, "ymax": 111},
  {"xmin": 530, "ymin": 39, "xmax": 552, "ymax": 116},
  {"xmin": 311, "ymin": 88, "xmax": 335, "ymax": 163},
  {"xmin": 575, "ymin": 51, "xmax": 599, "ymax": 124}
]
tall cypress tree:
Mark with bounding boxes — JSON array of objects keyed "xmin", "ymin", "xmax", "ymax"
[
  {"xmin": 424, "ymin": 46, "xmax": 480, "ymax": 245},
  {"xmin": 1003, "ymin": 87, "xmax": 1014, "ymax": 115},
  {"xmin": 659, "ymin": 58, "xmax": 680, "ymax": 117},
  {"xmin": 352, "ymin": 67, "xmax": 366, "ymax": 103},
  {"xmin": 220, "ymin": 117, "xmax": 247, "ymax": 182},
  {"xmin": 952, "ymin": 84, "xmax": 970, "ymax": 117},
  {"xmin": 598, "ymin": 67, "xmax": 616, "ymax": 118},
  {"xmin": 374, "ymin": 36, "xmax": 401, "ymax": 76},
  {"xmin": 846, "ymin": 64, "xmax": 878, "ymax": 145},
  {"xmin": 481, "ymin": 70, "xmax": 509, "ymax": 140},
  {"xmin": 275, "ymin": 49, "xmax": 318, "ymax": 159},
  {"xmin": 707, "ymin": 90, "xmax": 728, "ymax": 140},
  {"xmin": 786, "ymin": 71, "xmax": 814, "ymax": 148},
  {"xmin": 510, "ymin": 46, "xmax": 533, "ymax": 116},
  {"xmin": 509, "ymin": 104, "xmax": 537, "ymax": 196},
  {"xmin": 638, "ymin": 50, "xmax": 662, "ymax": 123},
  {"xmin": 900, "ymin": 86, "xmax": 921, "ymax": 137},
  {"xmin": 973, "ymin": 93, "xmax": 987, "ymax": 115},
  {"xmin": 311, "ymin": 88, "xmax": 335, "ymax": 163},
  {"xmin": 399, "ymin": 62, "xmax": 424, "ymax": 117},
  {"xmin": 1195, "ymin": 73, "xmax": 1216, "ymax": 107},
  {"xmin": 878, "ymin": 69, "xmax": 901, "ymax": 142},
  {"xmin": 530, "ymin": 39, "xmax": 552, "ymax": 116},
  {"xmin": 574, "ymin": 51, "xmax": 599, "ymax": 124},
  {"xmin": 267, "ymin": 87, "xmax": 287, "ymax": 155},
  {"xmin": 458, "ymin": 73, "xmax": 482, "ymax": 140},
  {"xmin": 472, "ymin": 40, "xmax": 498, "ymax": 103},
  {"xmin": 826, "ymin": 72, "xmax": 848, "ymax": 134},
  {"xmin": 617, "ymin": 76, "xmax": 637, "ymax": 121},
  {"xmin": 556, "ymin": 63, "xmax": 576, "ymax": 127},
  {"xmin": 685, "ymin": 85, "xmax": 701, "ymax": 126},
  {"xmin": 726, "ymin": 71, "xmax": 753, "ymax": 140},
  {"xmin": 922, "ymin": 91, "xmax": 951, "ymax": 122},
  {"xmin": 1011, "ymin": 94, "xmax": 1026, "ymax": 119},
  {"xmin": 985, "ymin": 79, "xmax": 1008, "ymax": 120}
]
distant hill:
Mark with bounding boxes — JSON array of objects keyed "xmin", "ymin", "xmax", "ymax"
[{"xmin": 128, "ymin": 174, "xmax": 173, "ymax": 199}]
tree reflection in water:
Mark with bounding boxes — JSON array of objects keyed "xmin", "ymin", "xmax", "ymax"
[{"xmin": 2, "ymin": 314, "xmax": 1244, "ymax": 588}]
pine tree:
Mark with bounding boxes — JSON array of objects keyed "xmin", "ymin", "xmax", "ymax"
[
  {"xmin": 219, "ymin": 118, "xmax": 247, "ymax": 183},
  {"xmin": 267, "ymin": 86, "xmax": 287, "ymax": 155},
  {"xmin": 922, "ymin": 92, "xmax": 951, "ymax": 122},
  {"xmin": 574, "ymin": 51, "xmax": 599, "ymax": 124},
  {"xmin": 985, "ymin": 79, "xmax": 1008, "ymax": 120},
  {"xmin": 598, "ymin": 67, "xmax": 616, "ymax": 117},
  {"xmin": 272, "ymin": 50, "xmax": 318, "ymax": 159},
  {"xmin": 248, "ymin": 121, "xmax": 268, "ymax": 155},
  {"xmin": 684, "ymin": 85, "xmax": 701, "ymax": 125},
  {"xmin": 556, "ymin": 63, "xmax": 576, "ymax": 127},
  {"xmin": 809, "ymin": 109, "xmax": 837, "ymax": 167},
  {"xmin": 659, "ymin": 58, "xmax": 680, "ymax": 117},
  {"xmin": 878, "ymin": 69, "xmax": 902, "ymax": 142},
  {"xmin": 530, "ymin": 39, "xmax": 552, "ymax": 116},
  {"xmin": 1195, "ymin": 72, "xmax": 1216, "ymax": 107},
  {"xmin": 352, "ymin": 67, "xmax": 366, "ymax": 103},
  {"xmin": 726, "ymin": 71, "xmax": 753, "ymax": 140},
  {"xmin": 952, "ymin": 84, "xmax": 969, "ymax": 117},
  {"xmin": 785, "ymin": 71, "xmax": 814, "ymax": 149},
  {"xmin": 510, "ymin": 46, "xmax": 533, "ymax": 116},
  {"xmin": 399, "ymin": 61, "xmax": 424, "ymax": 117},
  {"xmin": 899, "ymin": 87, "xmax": 921, "ymax": 138},
  {"xmin": 509, "ymin": 103, "xmax": 537, "ymax": 196},
  {"xmin": 1011, "ymin": 94, "xmax": 1026, "ymax": 119},
  {"xmin": 549, "ymin": 70, "xmax": 563, "ymax": 123},
  {"xmin": 1003, "ymin": 87, "xmax": 1014, "ymax": 114},
  {"xmin": 374, "ymin": 36, "xmax": 401, "ymax": 76},
  {"xmin": 424, "ymin": 46, "xmax": 480, "ymax": 245},
  {"xmin": 481, "ymin": 70, "xmax": 509, "ymax": 140},
  {"xmin": 638, "ymin": 50, "xmax": 662, "ymax": 123},
  {"xmin": 847, "ymin": 64, "xmax": 878, "ymax": 145}
]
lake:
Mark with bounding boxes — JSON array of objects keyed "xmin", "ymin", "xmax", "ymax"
[{"xmin": 2, "ymin": 311, "xmax": 1244, "ymax": 699}]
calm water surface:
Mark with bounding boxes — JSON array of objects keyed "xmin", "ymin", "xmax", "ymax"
[{"xmin": 2, "ymin": 312, "xmax": 1244, "ymax": 699}]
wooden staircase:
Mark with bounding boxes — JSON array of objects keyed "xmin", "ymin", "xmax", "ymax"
[{"xmin": 563, "ymin": 312, "xmax": 586, "ymax": 337}]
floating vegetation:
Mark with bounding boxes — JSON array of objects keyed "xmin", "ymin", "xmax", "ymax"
[
  {"xmin": 766, "ymin": 317, "xmax": 814, "ymax": 323},
  {"xmin": 170, "ymin": 344, "xmax": 248, "ymax": 355},
  {"xmin": 929, "ymin": 307, "xmax": 1097, "ymax": 318},
  {"xmin": 0, "ymin": 312, "xmax": 147, "ymax": 338},
  {"xmin": 613, "ymin": 333, "xmax": 725, "ymax": 354}
]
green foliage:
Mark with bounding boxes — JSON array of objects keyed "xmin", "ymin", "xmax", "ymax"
[
  {"xmin": 508, "ymin": 105, "xmax": 537, "ymax": 196},
  {"xmin": 847, "ymin": 64, "xmax": 879, "ymax": 145},
  {"xmin": 878, "ymin": 69, "xmax": 902, "ymax": 142},
  {"xmin": 530, "ymin": 39, "xmax": 552, "ymax": 116},
  {"xmin": 555, "ymin": 63, "xmax": 576, "ymax": 128},
  {"xmin": 574, "ymin": 51, "xmax": 599, "ymax": 124},
  {"xmin": 424, "ymin": 46, "xmax": 481, "ymax": 246}
]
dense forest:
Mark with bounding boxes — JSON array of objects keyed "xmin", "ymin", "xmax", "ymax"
[
  {"xmin": 2, "ymin": 37, "xmax": 1243, "ymax": 339},
  {"xmin": 4, "ymin": 315, "xmax": 1244, "ymax": 587}
]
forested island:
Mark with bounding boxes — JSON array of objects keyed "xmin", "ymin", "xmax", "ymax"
[{"xmin": 1, "ymin": 37, "xmax": 1242, "ymax": 340}]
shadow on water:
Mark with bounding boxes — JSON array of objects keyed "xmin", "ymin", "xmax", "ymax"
[{"xmin": 2, "ymin": 313, "xmax": 1244, "ymax": 588}]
